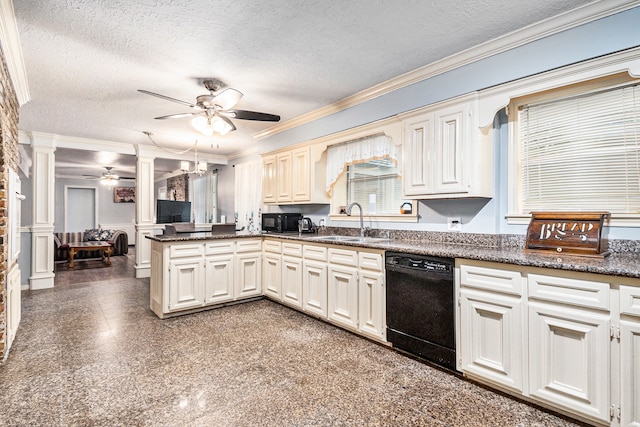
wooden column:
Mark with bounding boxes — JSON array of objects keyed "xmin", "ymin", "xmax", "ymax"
[{"xmin": 134, "ymin": 145, "xmax": 156, "ymax": 278}]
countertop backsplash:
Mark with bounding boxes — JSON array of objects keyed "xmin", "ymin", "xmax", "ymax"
[{"xmin": 320, "ymin": 226, "xmax": 640, "ymax": 255}]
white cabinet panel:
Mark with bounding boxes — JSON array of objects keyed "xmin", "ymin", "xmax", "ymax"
[
  {"xmin": 292, "ymin": 146, "xmax": 311, "ymax": 202},
  {"xmin": 235, "ymin": 253, "xmax": 262, "ymax": 298},
  {"xmin": 282, "ymin": 255, "xmax": 303, "ymax": 309},
  {"xmin": 262, "ymin": 253, "xmax": 282, "ymax": 300},
  {"xmin": 460, "ymin": 263, "xmax": 523, "ymax": 296},
  {"xmin": 459, "ymin": 287, "xmax": 525, "ymax": 393},
  {"xmin": 358, "ymin": 270, "xmax": 385, "ymax": 341},
  {"xmin": 169, "ymin": 258, "xmax": 204, "ymax": 311},
  {"xmin": 621, "ymin": 285, "xmax": 640, "ymax": 316},
  {"xmin": 262, "ymin": 155, "xmax": 277, "ymax": 203},
  {"xmin": 620, "ymin": 317, "xmax": 640, "ymax": 427},
  {"xmin": 528, "ymin": 301, "xmax": 610, "ymax": 423},
  {"xmin": 403, "ymin": 113, "xmax": 433, "ymax": 196},
  {"xmin": 303, "ymin": 260, "xmax": 328, "ymax": 318},
  {"xmin": 276, "ymin": 152, "xmax": 292, "ymax": 202},
  {"xmin": 204, "ymin": 254, "xmax": 234, "ymax": 305},
  {"xmin": 328, "ymin": 265, "xmax": 359, "ymax": 331},
  {"xmin": 434, "ymin": 107, "xmax": 465, "ymax": 193},
  {"xmin": 528, "ymin": 273, "xmax": 610, "ymax": 311}
]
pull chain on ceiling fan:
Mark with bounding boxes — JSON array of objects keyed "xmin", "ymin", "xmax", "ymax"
[{"xmin": 138, "ymin": 79, "xmax": 280, "ymax": 136}]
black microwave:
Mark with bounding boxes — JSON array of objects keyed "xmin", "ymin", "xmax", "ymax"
[{"xmin": 262, "ymin": 213, "xmax": 302, "ymax": 233}]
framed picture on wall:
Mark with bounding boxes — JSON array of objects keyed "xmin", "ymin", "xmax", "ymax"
[{"xmin": 114, "ymin": 186, "xmax": 135, "ymax": 203}]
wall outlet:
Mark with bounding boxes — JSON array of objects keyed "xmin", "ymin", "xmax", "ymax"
[{"xmin": 447, "ymin": 217, "xmax": 462, "ymax": 232}]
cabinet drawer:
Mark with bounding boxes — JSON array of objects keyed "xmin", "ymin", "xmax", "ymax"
[
  {"xmin": 528, "ymin": 273, "xmax": 610, "ymax": 311},
  {"xmin": 282, "ymin": 242, "xmax": 302, "ymax": 257},
  {"xmin": 205, "ymin": 241, "xmax": 234, "ymax": 255},
  {"xmin": 460, "ymin": 264, "xmax": 523, "ymax": 296},
  {"xmin": 620, "ymin": 285, "xmax": 640, "ymax": 316},
  {"xmin": 236, "ymin": 239, "xmax": 262, "ymax": 253},
  {"xmin": 328, "ymin": 248, "xmax": 358, "ymax": 266},
  {"xmin": 359, "ymin": 252, "xmax": 383, "ymax": 271},
  {"xmin": 303, "ymin": 244, "xmax": 327, "ymax": 261},
  {"xmin": 170, "ymin": 243, "xmax": 203, "ymax": 258},
  {"xmin": 263, "ymin": 240, "xmax": 282, "ymax": 254}
]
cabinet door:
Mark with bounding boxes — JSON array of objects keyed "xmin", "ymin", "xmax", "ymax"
[
  {"xmin": 328, "ymin": 265, "xmax": 359, "ymax": 331},
  {"xmin": 620, "ymin": 285, "xmax": 640, "ymax": 427},
  {"xmin": 262, "ymin": 253, "xmax": 282, "ymax": 300},
  {"xmin": 402, "ymin": 113, "xmax": 433, "ymax": 196},
  {"xmin": 262, "ymin": 155, "xmax": 277, "ymax": 203},
  {"xmin": 358, "ymin": 270, "xmax": 385, "ymax": 341},
  {"xmin": 528, "ymin": 301, "xmax": 610, "ymax": 423},
  {"xmin": 235, "ymin": 252, "xmax": 262, "ymax": 298},
  {"xmin": 281, "ymin": 256, "xmax": 303, "ymax": 308},
  {"xmin": 204, "ymin": 254, "xmax": 234, "ymax": 305},
  {"xmin": 6, "ymin": 265, "xmax": 21, "ymax": 351},
  {"xmin": 459, "ymin": 287, "xmax": 525, "ymax": 393},
  {"xmin": 276, "ymin": 152, "xmax": 292, "ymax": 202},
  {"xmin": 620, "ymin": 318, "xmax": 640, "ymax": 427},
  {"xmin": 292, "ymin": 147, "xmax": 311, "ymax": 202},
  {"xmin": 303, "ymin": 259, "xmax": 328, "ymax": 318},
  {"xmin": 434, "ymin": 105, "xmax": 466, "ymax": 194},
  {"xmin": 169, "ymin": 258, "xmax": 204, "ymax": 311}
]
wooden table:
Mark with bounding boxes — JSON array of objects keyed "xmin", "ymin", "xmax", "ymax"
[{"xmin": 68, "ymin": 241, "xmax": 112, "ymax": 268}]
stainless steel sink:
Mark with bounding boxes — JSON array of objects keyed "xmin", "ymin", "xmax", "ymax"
[{"xmin": 311, "ymin": 235, "xmax": 390, "ymax": 244}]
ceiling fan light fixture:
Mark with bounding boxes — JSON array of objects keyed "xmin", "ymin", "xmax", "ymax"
[
  {"xmin": 101, "ymin": 176, "xmax": 118, "ymax": 187},
  {"xmin": 191, "ymin": 115, "xmax": 235, "ymax": 136},
  {"xmin": 191, "ymin": 116, "xmax": 215, "ymax": 136}
]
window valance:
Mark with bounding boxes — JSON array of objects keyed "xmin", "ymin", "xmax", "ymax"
[{"xmin": 326, "ymin": 134, "xmax": 399, "ymax": 195}]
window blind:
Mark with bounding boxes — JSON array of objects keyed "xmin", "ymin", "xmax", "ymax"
[
  {"xmin": 347, "ymin": 160, "xmax": 403, "ymax": 215},
  {"xmin": 519, "ymin": 83, "xmax": 640, "ymax": 213}
]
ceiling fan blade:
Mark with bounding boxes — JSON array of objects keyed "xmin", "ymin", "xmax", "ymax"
[
  {"xmin": 154, "ymin": 112, "xmax": 202, "ymax": 120},
  {"xmin": 138, "ymin": 89, "xmax": 197, "ymax": 108},
  {"xmin": 212, "ymin": 88, "xmax": 243, "ymax": 110},
  {"xmin": 222, "ymin": 109, "xmax": 281, "ymax": 122}
]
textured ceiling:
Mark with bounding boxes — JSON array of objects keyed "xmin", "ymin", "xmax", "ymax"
[{"xmin": 14, "ymin": 0, "xmax": 595, "ymax": 176}]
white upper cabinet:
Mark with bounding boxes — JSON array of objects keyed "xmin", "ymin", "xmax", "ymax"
[
  {"xmin": 262, "ymin": 145, "xmax": 329, "ymax": 205},
  {"xmin": 401, "ymin": 93, "xmax": 493, "ymax": 199}
]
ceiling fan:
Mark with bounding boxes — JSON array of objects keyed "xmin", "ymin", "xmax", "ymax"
[
  {"xmin": 138, "ymin": 79, "xmax": 281, "ymax": 136},
  {"xmin": 83, "ymin": 167, "xmax": 135, "ymax": 187}
]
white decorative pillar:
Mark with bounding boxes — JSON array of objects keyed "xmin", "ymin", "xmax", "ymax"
[
  {"xmin": 134, "ymin": 145, "xmax": 156, "ymax": 278},
  {"xmin": 29, "ymin": 134, "xmax": 56, "ymax": 289}
]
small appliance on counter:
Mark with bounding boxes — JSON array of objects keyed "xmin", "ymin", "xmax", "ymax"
[
  {"xmin": 298, "ymin": 217, "xmax": 314, "ymax": 233},
  {"xmin": 262, "ymin": 213, "xmax": 302, "ymax": 233}
]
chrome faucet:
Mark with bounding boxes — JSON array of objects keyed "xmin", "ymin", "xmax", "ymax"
[{"xmin": 346, "ymin": 202, "xmax": 366, "ymax": 237}]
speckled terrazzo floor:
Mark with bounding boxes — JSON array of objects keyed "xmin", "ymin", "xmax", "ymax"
[{"xmin": 1, "ymin": 255, "xmax": 585, "ymax": 426}]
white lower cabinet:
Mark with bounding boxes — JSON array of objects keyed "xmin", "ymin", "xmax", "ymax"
[
  {"xmin": 358, "ymin": 268, "xmax": 385, "ymax": 341},
  {"xmin": 459, "ymin": 287, "xmax": 524, "ymax": 393},
  {"xmin": 620, "ymin": 285, "xmax": 640, "ymax": 427},
  {"xmin": 169, "ymin": 257, "xmax": 205, "ymax": 312},
  {"xmin": 150, "ymin": 238, "xmax": 262, "ymax": 318},
  {"xmin": 263, "ymin": 252, "xmax": 282, "ymax": 300},
  {"xmin": 328, "ymin": 263, "xmax": 359, "ymax": 331},
  {"xmin": 204, "ymin": 253, "xmax": 234, "ymax": 305},
  {"xmin": 457, "ymin": 259, "xmax": 640, "ymax": 426},
  {"xmin": 528, "ymin": 300, "xmax": 610, "ymax": 423},
  {"xmin": 303, "ymin": 259, "xmax": 328, "ymax": 317},
  {"xmin": 235, "ymin": 252, "xmax": 262, "ymax": 298},
  {"xmin": 282, "ymin": 255, "xmax": 303, "ymax": 308},
  {"xmin": 459, "ymin": 262, "xmax": 525, "ymax": 393}
]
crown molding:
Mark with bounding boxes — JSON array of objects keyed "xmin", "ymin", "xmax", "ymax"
[
  {"xmin": 0, "ymin": 0, "xmax": 30, "ymax": 105},
  {"xmin": 254, "ymin": 0, "xmax": 640, "ymax": 140},
  {"xmin": 227, "ymin": 144, "xmax": 258, "ymax": 161}
]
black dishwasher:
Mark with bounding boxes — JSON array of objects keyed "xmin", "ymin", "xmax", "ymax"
[{"xmin": 385, "ymin": 252, "xmax": 456, "ymax": 370}]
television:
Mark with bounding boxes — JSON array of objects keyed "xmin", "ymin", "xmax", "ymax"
[{"xmin": 157, "ymin": 200, "xmax": 191, "ymax": 224}]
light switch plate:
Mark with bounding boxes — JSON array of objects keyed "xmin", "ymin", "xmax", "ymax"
[{"xmin": 447, "ymin": 217, "xmax": 462, "ymax": 232}]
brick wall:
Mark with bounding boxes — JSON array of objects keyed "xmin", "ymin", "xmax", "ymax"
[{"xmin": 0, "ymin": 44, "xmax": 20, "ymax": 361}]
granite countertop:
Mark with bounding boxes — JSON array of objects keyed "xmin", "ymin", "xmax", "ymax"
[{"xmin": 147, "ymin": 232, "xmax": 640, "ymax": 280}]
